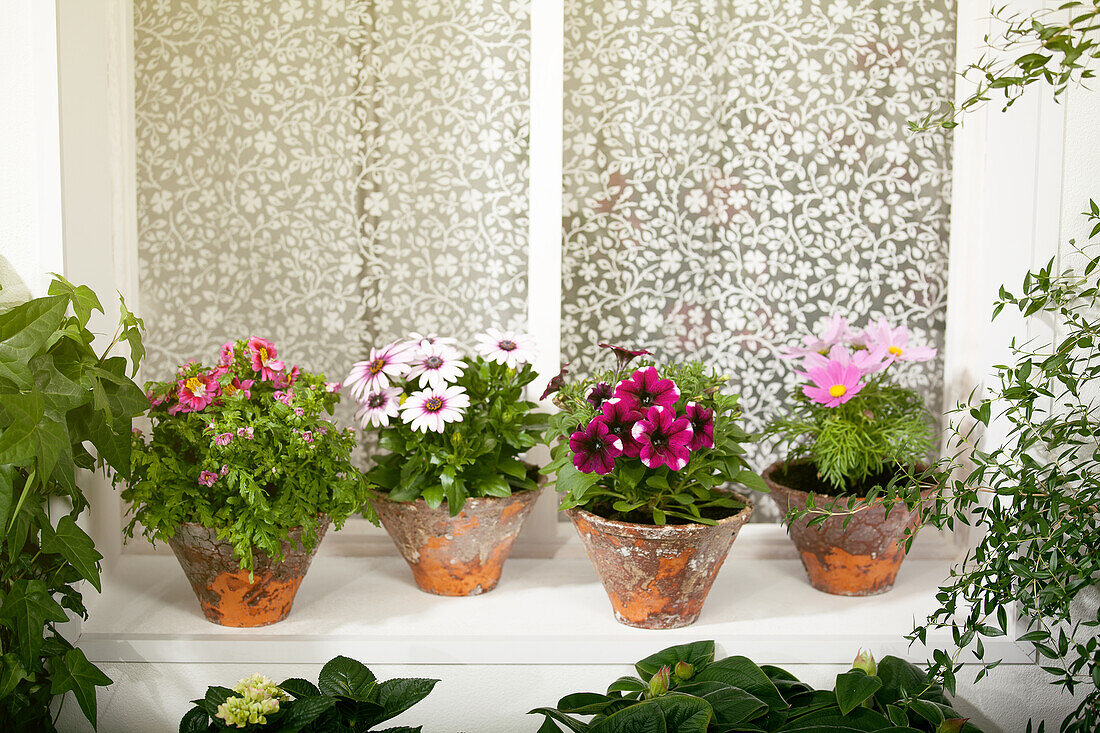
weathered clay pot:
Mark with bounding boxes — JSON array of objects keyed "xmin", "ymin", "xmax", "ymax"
[
  {"xmin": 567, "ymin": 492, "xmax": 754, "ymax": 629},
  {"xmin": 371, "ymin": 488, "xmax": 542, "ymax": 596},
  {"xmin": 166, "ymin": 519, "xmax": 328, "ymax": 627},
  {"xmin": 764, "ymin": 461, "xmax": 934, "ymax": 596}
]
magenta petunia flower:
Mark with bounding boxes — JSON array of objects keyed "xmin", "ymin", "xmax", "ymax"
[
  {"xmin": 246, "ymin": 336, "xmax": 286, "ymax": 381},
  {"xmin": 214, "ymin": 432, "xmax": 233, "ymax": 446},
  {"xmin": 600, "ymin": 397, "xmax": 643, "ymax": 458},
  {"xmin": 598, "ymin": 342, "xmax": 652, "ymax": 368},
  {"xmin": 684, "ymin": 402, "xmax": 714, "ymax": 451},
  {"xmin": 198, "ymin": 470, "xmax": 218, "ymax": 487},
  {"xmin": 346, "ymin": 340, "xmax": 414, "ymax": 398},
  {"xmin": 540, "ymin": 363, "xmax": 570, "ymax": 400},
  {"xmin": 859, "ymin": 318, "xmax": 937, "ymax": 364},
  {"xmin": 614, "ymin": 366, "xmax": 680, "ymax": 412},
  {"xmin": 569, "ymin": 417, "xmax": 623, "ymax": 474},
  {"xmin": 177, "ymin": 373, "xmax": 220, "ymax": 412},
  {"xmin": 586, "ymin": 382, "xmax": 613, "ymax": 410},
  {"xmin": 803, "ymin": 359, "xmax": 864, "ymax": 407},
  {"xmin": 630, "ymin": 406, "xmax": 694, "ymax": 471}
]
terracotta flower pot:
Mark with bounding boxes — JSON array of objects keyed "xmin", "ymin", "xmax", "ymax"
[
  {"xmin": 371, "ymin": 488, "xmax": 542, "ymax": 596},
  {"xmin": 166, "ymin": 519, "xmax": 328, "ymax": 627},
  {"xmin": 567, "ymin": 492, "xmax": 754, "ymax": 629},
  {"xmin": 764, "ymin": 461, "xmax": 933, "ymax": 596}
]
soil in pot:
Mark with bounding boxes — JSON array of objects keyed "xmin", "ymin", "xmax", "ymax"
[
  {"xmin": 167, "ymin": 519, "xmax": 328, "ymax": 627},
  {"xmin": 568, "ymin": 491, "xmax": 754, "ymax": 629},
  {"xmin": 765, "ymin": 461, "xmax": 933, "ymax": 596},
  {"xmin": 371, "ymin": 488, "xmax": 542, "ymax": 596}
]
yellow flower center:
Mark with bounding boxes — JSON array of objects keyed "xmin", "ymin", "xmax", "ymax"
[
  {"xmin": 258, "ymin": 347, "xmax": 269, "ymax": 364},
  {"xmin": 368, "ymin": 358, "xmax": 386, "ymax": 374},
  {"xmin": 223, "ymin": 383, "xmax": 237, "ymax": 396},
  {"xmin": 185, "ymin": 377, "xmax": 206, "ymax": 396},
  {"xmin": 424, "ymin": 396, "xmax": 444, "ymax": 412},
  {"xmin": 828, "ymin": 384, "xmax": 847, "ymax": 398},
  {"xmin": 888, "ymin": 346, "xmax": 903, "ymax": 357}
]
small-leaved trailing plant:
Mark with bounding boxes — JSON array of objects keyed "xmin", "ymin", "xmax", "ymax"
[
  {"xmin": 766, "ymin": 314, "xmax": 938, "ymax": 511},
  {"xmin": 0, "ymin": 277, "xmax": 146, "ymax": 731},
  {"xmin": 913, "ymin": 1, "xmax": 1100, "ymax": 131},
  {"xmin": 909, "ymin": 219, "xmax": 1100, "ymax": 733},
  {"xmin": 118, "ymin": 337, "xmax": 373, "ymax": 572},
  {"xmin": 530, "ymin": 640, "xmax": 981, "ymax": 732},
  {"xmin": 179, "ymin": 655, "xmax": 438, "ymax": 732},
  {"xmin": 347, "ymin": 330, "xmax": 545, "ymax": 515},
  {"xmin": 542, "ymin": 344, "xmax": 764, "ymax": 525}
]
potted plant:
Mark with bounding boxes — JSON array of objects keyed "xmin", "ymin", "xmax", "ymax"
[
  {"xmin": 119, "ymin": 337, "xmax": 372, "ymax": 627},
  {"xmin": 180, "ymin": 654, "xmax": 439, "ymax": 732},
  {"xmin": 764, "ymin": 314, "xmax": 937, "ymax": 596},
  {"xmin": 543, "ymin": 344, "xmax": 762, "ymax": 629},
  {"xmin": 348, "ymin": 330, "xmax": 546, "ymax": 596},
  {"xmin": 531, "ymin": 640, "xmax": 981, "ymax": 732}
]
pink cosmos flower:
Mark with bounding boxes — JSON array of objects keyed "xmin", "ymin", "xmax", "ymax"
[
  {"xmin": 177, "ymin": 373, "xmax": 220, "ymax": 412},
  {"xmin": 247, "ymin": 337, "xmax": 285, "ymax": 381},
  {"xmin": 799, "ymin": 343, "xmax": 889, "ymax": 377},
  {"xmin": 219, "ymin": 342, "xmax": 234, "ymax": 367},
  {"xmin": 214, "ymin": 432, "xmax": 233, "ymax": 446},
  {"xmin": 474, "ymin": 328, "xmax": 538, "ymax": 368},
  {"xmin": 684, "ymin": 402, "xmax": 714, "ymax": 451},
  {"xmin": 781, "ymin": 312, "xmax": 855, "ymax": 359},
  {"xmin": 631, "ymin": 405, "xmax": 694, "ymax": 471},
  {"xmin": 346, "ymin": 340, "xmax": 415, "ymax": 398},
  {"xmin": 614, "ymin": 366, "xmax": 680, "ymax": 412},
  {"xmin": 400, "ymin": 385, "xmax": 470, "ymax": 433},
  {"xmin": 406, "ymin": 342, "xmax": 467, "ymax": 389},
  {"xmin": 569, "ymin": 417, "xmax": 623, "ymax": 474},
  {"xmin": 355, "ymin": 386, "xmax": 402, "ymax": 428},
  {"xmin": 198, "ymin": 470, "xmax": 218, "ymax": 487},
  {"xmin": 600, "ymin": 397, "xmax": 643, "ymax": 458},
  {"xmin": 860, "ymin": 318, "xmax": 937, "ymax": 364},
  {"xmin": 803, "ymin": 359, "xmax": 864, "ymax": 407}
]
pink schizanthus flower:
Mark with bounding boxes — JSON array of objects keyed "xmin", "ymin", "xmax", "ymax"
[
  {"xmin": 273, "ymin": 390, "xmax": 294, "ymax": 406},
  {"xmin": 273, "ymin": 365, "xmax": 301, "ymax": 390},
  {"xmin": 803, "ymin": 359, "xmax": 864, "ymax": 407},
  {"xmin": 355, "ymin": 387, "xmax": 402, "ymax": 428},
  {"xmin": 301, "ymin": 431, "xmax": 314, "ymax": 443},
  {"xmin": 474, "ymin": 328, "xmax": 538, "ymax": 368},
  {"xmin": 219, "ymin": 342, "xmax": 234, "ymax": 367},
  {"xmin": 214, "ymin": 432, "xmax": 233, "ymax": 446},
  {"xmin": 860, "ymin": 318, "xmax": 937, "ymax": 364},
  {"xmin": 684, "ymin": 402, "xmax": 714, "ymax": 451},
  {"xmin": 177, "ymin": 372, "xmax": 220, "ymax": 412},
  {"xmin": 614, "ymin": 366, "xmax": 680, "ymax": 412},
  {"xmin": 631, "ymin": 405, "xmax": 694, "ymax": 471},
  {"xmin": 236, "ymin": 427, "xmax": 255, "ymax": 439},
  {"xmin": 324, "ymin": 381, "xmax": 341, "ymax": 393},
  {"xmin": 246, "ymin": 336, "xmax": 285, "ymax": 381},
  {"xmin": 220, "ymin": 464, "xmax": 229, "ymax": 476},
  {"xmin": 198, "ymin": 470, "xmax": 218, "ymax": 487},
  {"xmin": 346, "ymin": 340, "xmax": 414, "ymax": 398},
  {"xmin": 569, "ymin": 417, "xmax": 623, "ymax": 475},
  {"xmin": 223, "ymin": 377, "xmax": 254, "ymax": 400},
  {"xmin": 400, "ymin": 385, "xmax": 470, "ymax": 433}
]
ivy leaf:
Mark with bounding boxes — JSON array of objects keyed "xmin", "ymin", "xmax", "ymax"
[
  {"xmin": 49, "ymin": 648, "xmax": 112, "ymax": 728},
  {"xmin": 317, "ymin": 655, "xmax": 376, "ymax": 701},
  {"xmin": 48, "ymin": 276, "xmax": 103, "ymax": 328},
  {"xmin": 0, "ymin": 579, "xmax": 69, "ymax": 666},
  {"xmin": 117, "ymin": 293, "xmax": 145, "ymax": 377},
  {"xmin": 0, "ymin": 295, "xmax": 68, "ymax": 388},
  {"xmin": 0, "ymin": 464, "xmax": 13, "ymax": 531},
  {"xmin": 0, "ymin": 652, "xmax": 30, "ymax": 699},
  {"xmin": 41, "ymin": 515, "xmax": 104, "ymax": 592}
]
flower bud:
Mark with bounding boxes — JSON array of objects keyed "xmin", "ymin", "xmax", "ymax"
[
  {"xmin": 852, "ymin": 649, "xmax": 877, "ymax": 676},
  {"xmin": 936, "ymin": 719, "xmax": 969, "ymax": 733},
  {"xmin": 673, "ymin": 661, "xmax": 694, "ymax": 682},
  {"xmin": 648, "ymin": 665, "xmax": 671, "ymax": 697}
]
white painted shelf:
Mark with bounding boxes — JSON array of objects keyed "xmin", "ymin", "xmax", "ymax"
[{"xmin": 77, "ymin": 532, "xmax": 1034, "ymax": 667}]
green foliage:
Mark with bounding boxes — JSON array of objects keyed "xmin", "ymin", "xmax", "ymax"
[
  {"xmin": 913, "ymin": 1, "xmax": 1100, "ymax": 131},
  {"xmin": 180, "ymin": 655, "xmax": 438, "ymax": 732},
  {"xmin": 531, "ymin": 641, "xmax": 980, "ymax": 732},
  {"xmin": 119, "ymin": 338, "xmax": 373, "ymax": 572},
  {"xmin": 767, "ymin": 379, "xmax": 935, "ymax": 493},
  {"xmin": 913, "ymin": 216, "xmax": 1100, "ymax": 732},
  {"xmin": 545, "ymin": 358, "xmax": 762, "ymax": 526},
  {"xmin": 366, "ymin": 357, "xmax": 545, "ymax": 516},
  {"xmin": 0, "ymin": 276, "xmax": 147, "ymax": 730}
]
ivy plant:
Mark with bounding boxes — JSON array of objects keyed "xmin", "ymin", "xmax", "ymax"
[
  {"xmin": 0, "ymin": 277, "xmax": 146, "ymax": 731},
  {"xmin": 530, "ymin": 640, "xmax": 981, "ymax": 732},
  {"xmin": 179, "ymin": 655, "xmax": 438, "ymax": 732}
]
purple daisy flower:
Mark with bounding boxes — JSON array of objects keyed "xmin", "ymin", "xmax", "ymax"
[
  {"xmin": 614, "ymin": 366, "xmax": 680, "ymax": 412},
  {"xmin": 586, "ymin": 382, "xmax": 613, "ymax": 409},
  {"xmin": 600, "ymin": 397, "xmax": 643, "ymax": 458},
  {"xmin": 631, "ymin": 405, "xmax": 694, "ymax": 471},
  {"xmin": 684, "ymin": 401, "xmax": 714, "ymax": 451},
  {"xmin": 569, "ymin": 417, "xmax": 623, "ymax": 475}
]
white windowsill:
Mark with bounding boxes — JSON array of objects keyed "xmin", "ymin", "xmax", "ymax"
[{"xmin": 77, "ymin": 526, "xmax": 1034, "ymax": 668}]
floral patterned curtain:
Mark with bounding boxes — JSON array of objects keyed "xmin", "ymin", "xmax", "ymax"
[
  {"xmin": 134, "ymin": 0, "xmax": 530, "ymax": 397},
  {"xmin": 562, "ymin": 1, "xmax": 956, "ymax": 518}
]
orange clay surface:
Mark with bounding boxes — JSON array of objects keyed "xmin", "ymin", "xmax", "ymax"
[
  {"xmin": 200, "ymin": 570, "xmax": 303, "ymax": 627},
  {"xmin": 800, "ymin": 545, "xmax": 905, "ymax": 596}
]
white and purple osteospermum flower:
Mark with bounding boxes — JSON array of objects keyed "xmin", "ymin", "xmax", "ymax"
[
  {"xmin": 474, "ymin": 328, "xmax": 538, "ymax": 368},
  {"xmin": 355, "ymin": 386, "xmax": 402, "ymax": 428},
  {"xmin": 400, "ymin": 385, "xmax": 470, "ymax": 433},
  {"xmin": 345, "ymin": 340, "xmax": 415, "ymax": 398},
  {"xmin": 406, "ymin": 342, "xmax": 467, "ymax": 390}
]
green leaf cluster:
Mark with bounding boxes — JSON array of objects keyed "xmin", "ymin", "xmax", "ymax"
[
  {"xmin": 546, "ymin": 360, "xmax": 763, "ymax": 526},
  {"xmin": 180, "ymin": 655, "xmax": 438, "ymax": 732},
  {"xmin": 767, "ymin": 378, "xmax": 935, "ymax": 494},
  {"xmin": 118, "ymin": 339, "xmax": 374, "ymax": 572},
  {"xmin": 0, "ymin": 276, "xmax": 146, "ymax": 730},
  {"xmin": 366, "ymin": 358, "xmax": 546, "ymax": 515},
  {"xmin": 531, "ymin": 641, "xmax": 980, "ymax": 732},
  {"xmin": 914, "ymin": 215, "xmax": 1100, "ymax": 732}
]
